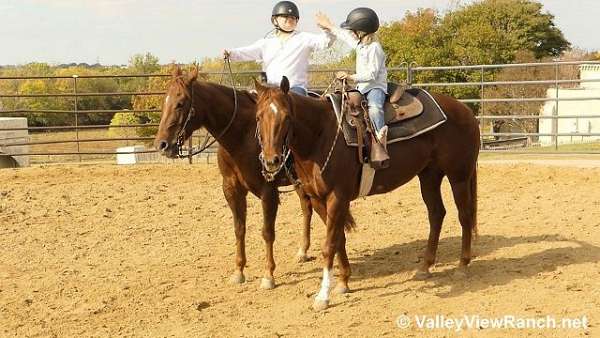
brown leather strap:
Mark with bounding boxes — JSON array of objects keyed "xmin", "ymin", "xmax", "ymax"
[{"xmin": 353, "ymin": 115, "xmax": 365, "ymax": 164}]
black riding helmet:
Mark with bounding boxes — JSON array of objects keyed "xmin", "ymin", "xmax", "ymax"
[
  {"xmin": 272, "ymin": 1, "xmax": 300, "ymax": 19},
  {"xmin": 340, "ymin": 7, "xmax": 379, "ymax": 34},
  {"xmin": 271, "ymin": 1, "xmax": 299, "ymax": 33}
]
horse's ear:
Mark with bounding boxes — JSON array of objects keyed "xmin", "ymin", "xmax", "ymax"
[
  {"xmin": 171, "ymin": 64, "xmax": 182, "ymax": 78},
  {"xmin": 280, "ymin": 76, "xmax": 290, "ymax": 94},
  {"xmin": 188, "ymin": 65, "xmax": 199, "ymax": 83},
  {"xmin": 254, "ymin": 77, "xmax": 266, "ymax": 95}
]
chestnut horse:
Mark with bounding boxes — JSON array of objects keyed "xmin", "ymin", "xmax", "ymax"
[
  {"xmin": 255, "ymin": 77, "xmax": 480, "ymax": 310},
  {"xmin": 154, "ymin": 67, "xmax": 315, "ymax": 290}
]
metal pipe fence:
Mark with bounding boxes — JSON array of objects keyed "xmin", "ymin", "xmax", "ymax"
[{"xmin": 1, "ymin": 60, "xmax": 600, "ymax": 164}]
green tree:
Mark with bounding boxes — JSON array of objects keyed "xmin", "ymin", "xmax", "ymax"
[
  {"xmin": 441, "ymin": 0, "xmax": 570, "ymax": 64},
  {"xmin": 128, "ymin": 52, "xmax": 161, "ymax": 74},
  {"xmin": 376, "ymin": 0, "xmax": 571, "ymax": 113}
]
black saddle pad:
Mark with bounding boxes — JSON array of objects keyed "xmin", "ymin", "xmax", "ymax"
[{"xmin": 327, "ymin": 88, "xmax": 447, "ymax": 147}]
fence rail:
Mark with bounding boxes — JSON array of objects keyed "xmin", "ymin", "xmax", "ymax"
[{"xmin": 1, "ymin": 59, "xmax": 600, "ymax": 164}]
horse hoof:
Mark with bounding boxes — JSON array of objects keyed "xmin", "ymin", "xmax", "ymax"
[
  {"xmin": 296, "ymin": 254, "xmax": 310, "ymax": 263},
  {"xmin": 260, "ymin": 277, "xmax": 275, "ymax": 290},
  {"xmin": 312, "ymin": 299, "xmax": 329, "ymax": 311},
  {"xmin": 414, "ymin": 270, "xmax": 432, "ymax": 280},
  {"xmin": 334, "ymin": 285, "xmax": 350, "ymax": 295},
  {"xmin": 229, "ymin": 272, "xmax": 245, "ymax": 284}
]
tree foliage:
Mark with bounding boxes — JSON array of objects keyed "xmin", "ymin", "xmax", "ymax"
[{"xmin": 377, "ymin": 0, "xmax": 572, "ymax": 112}]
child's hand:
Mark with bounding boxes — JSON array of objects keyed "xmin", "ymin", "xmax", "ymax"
[
  {"xmin": 315, "ymin": 12, "xmax": 334, "ymax": 31},
  {"xmin": 335, "ymin": 71, "xmax": 348, "ymax": 80}
]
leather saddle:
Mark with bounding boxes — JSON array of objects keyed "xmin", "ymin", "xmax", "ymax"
[
  {"xmin": 343, "ymin": 82, "xmax": 421, "ymax": 170},
  {"xmin": 332, "ymin": 83, "xmax": 441, "ymax": 169},
  {"xmin": 346, "ymin": 83, "xmax": 424, "ymax": 125}
]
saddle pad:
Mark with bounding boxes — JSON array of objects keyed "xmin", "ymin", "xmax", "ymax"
[{"xmin": 327, "ymin": 88, "xmax": 447, "ymax": 147}]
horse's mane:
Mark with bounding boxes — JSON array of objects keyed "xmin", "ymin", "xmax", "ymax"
[
  {"xmin": 168, "ymin": 76, "xmax": 191, "ymax": 97},
  {"xmin": 169, "ymin": 76, "xmax": 258, "ymax": 103}
]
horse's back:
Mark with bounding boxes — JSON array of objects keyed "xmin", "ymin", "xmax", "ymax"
[{"xmin": 427, "ymin": 92, "xmax": 480, "ymax": 176}]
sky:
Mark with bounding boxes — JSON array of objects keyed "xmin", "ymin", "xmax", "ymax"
[{"xmin": 1, "ymin": 0, "xmax": 599, "ymax": 66}]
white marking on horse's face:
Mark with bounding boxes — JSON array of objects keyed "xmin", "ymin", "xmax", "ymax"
[
  {"xmin": 270, "ymin": 102, "xmax": 279, "ymax": 115},
  {"xmin": 165, "ymin": 95, "xmax": 170, "ymax": 105}
]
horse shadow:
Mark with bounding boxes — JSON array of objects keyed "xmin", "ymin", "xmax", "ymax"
[{"xmin": 348, "ymin": 233, "xmax": 600, "ymax": 298}]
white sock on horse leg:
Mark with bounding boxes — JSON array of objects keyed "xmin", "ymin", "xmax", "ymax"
[{"xmin": 315, "ymin": 267, "xmax": 332, "ymax": 301}]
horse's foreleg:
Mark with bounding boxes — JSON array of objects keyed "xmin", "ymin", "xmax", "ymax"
[
  {"xmin": 313, "ymin": 195, "xmax": 348, "ymax": 311},
  {"xmin": 259, "ymin": 187, "xmax": 279, "ymax": 289},
  {"xmin": 334, "ymin": 230, "xmax": 351, "ymax": 294},
  {"xmin": 295, "ymin": 187, "xmax": 313, "ymax": 263},
  {"xmin": 223, "ymin": 180, "xmax": 248, "ymax": 284},
  {"xmin": 309, "ymin": 197, "xmax": 349, "ymax": 293},
  {"xmin": 415, "ymin": 168, "xmax": 446, "ymax": 280}
]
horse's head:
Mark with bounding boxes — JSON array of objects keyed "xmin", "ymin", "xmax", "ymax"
[
  {"xmin": 255, "ymin": 76, "xmax": 293, "ymax": 179},
  {"xmin": 154, "ymin": 66, "xmax": 200, "ymax": 158}
]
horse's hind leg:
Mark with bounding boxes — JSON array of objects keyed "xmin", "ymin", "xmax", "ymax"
[
  {"xmin": 223, "ymin": 179, "xmax": 248, "ymax": 284},
  {"xmin": 415, "ymin": 167, "xmax": 446, "ymax": 280},
  {"xmin": 448, "ymin": 170, "xmax": 477, "ymax": 276},
  {"xmin": 295, "ymin": 187, "xmax": 313, "ymax": 263},
  {"xmin": 259, "ymin": 186, "xmax": 279, "ymax": 289}
]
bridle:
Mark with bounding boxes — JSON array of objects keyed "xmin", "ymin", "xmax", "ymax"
[
  {"xmin": 256, "ymin": 94, "xmax": 297, "ymax": 184},
  {"xmin": 174, "ymin": 57, "xmax": 239, "ymax": 158},
  {"xmin": 256, "ymin": 79, "xmax": 345, "ymax": 184},
  {"xmin": 254, "ymin": 95, "xmax": 299, "ymax": 184}
]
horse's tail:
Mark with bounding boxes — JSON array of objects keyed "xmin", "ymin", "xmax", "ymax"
[
  {"xmin": 344, "ymin": 210, "xmax": 357, "ymax": 232},
  {"xmin": 471, "ymin": 164, "xmax": 478, "ymax": 238}
]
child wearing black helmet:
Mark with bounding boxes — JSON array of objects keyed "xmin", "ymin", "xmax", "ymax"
[
  {"xmin": 224, "ymin": 1, "xmax": 334, "ymax": 96},
  {"xmin": 316, "ymin": 9, "xmax": 389, "ymax": 143}
]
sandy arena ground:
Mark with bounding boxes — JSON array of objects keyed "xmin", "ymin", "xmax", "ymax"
[{"xmin": 1, "ymin": 162, "xmax": 599, "ymax": 337}]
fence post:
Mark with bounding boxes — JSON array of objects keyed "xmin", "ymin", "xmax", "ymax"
[
  {"xmin": 72, "ymin": 75, "xmax": 81, "ymax": 162},
  {"xmin": 480, "ymin": 66, "xmax": 485, "ymax": 148},
  {"xmin": 553, "ymin": 60, "xmax": 560, "ymax": 150},
  {"xmin": 406, "ymin": 62, "xmax": 416, "ymax": 87}
]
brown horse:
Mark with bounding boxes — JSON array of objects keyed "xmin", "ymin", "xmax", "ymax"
[
  {"xmin": 153, "ymin": 67, "xmax": 315, "ymax": 290},
  {"xmin": 255, "ymin": 77, "xmax": 480, "ymax": 310}
]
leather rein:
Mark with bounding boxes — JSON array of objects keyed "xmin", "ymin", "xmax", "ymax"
[
  {"xmin": 257, "ymin": 78, "xmax": 346, "ymax": 183},
  {"xmin": 175, "ymin": 57, "xmax": 239, "ymax": 158}
]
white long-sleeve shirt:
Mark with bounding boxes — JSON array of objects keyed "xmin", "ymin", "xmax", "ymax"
[
  {"xmin": 331, "ymin": 28, "xmax": 388, "ymax": 94},
  {"xmin": 229, "ymin": 31, "xmax": 333, "ymax": 89}
]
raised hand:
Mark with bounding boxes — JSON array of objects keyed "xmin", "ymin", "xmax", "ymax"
[{"xmin": 315, "ymin": 12, "xmax": 334, "ymax": 31}]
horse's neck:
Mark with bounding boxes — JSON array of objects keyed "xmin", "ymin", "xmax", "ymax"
[
  {"xmin": 289, "ymin": 98, "xmax": 336, "ymax": 159},
  {"xmin": 194, "ymin": 82, "xmax": 255, "ymax": 152}
]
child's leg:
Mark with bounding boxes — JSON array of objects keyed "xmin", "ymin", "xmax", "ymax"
[
  {"xmin": 290, "ymin": 86, "xmax": 308, "ymax": 96},
  {"xmin": 366, "ymin": 88, "xmax": 386, "ymax": 133}
]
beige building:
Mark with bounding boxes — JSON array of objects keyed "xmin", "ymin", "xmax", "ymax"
[
  {"xmin": 0, "ymin": 117, "xmax": 29, "ymax": 167},
  {"xmin": 539, "ymin": 64, "xmax": 600, "ymax": 146}
]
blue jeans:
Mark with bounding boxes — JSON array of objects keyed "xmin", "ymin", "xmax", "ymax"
[
  {"xmin": 290, "ymin": 86, "xmax": 307, "ymax": 96},
  {"xmin": 366, "ymin": 88, "xmax": 386, "ymax": 132}
]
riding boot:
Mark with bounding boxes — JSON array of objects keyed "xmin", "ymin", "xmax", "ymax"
[{"xmin": 370, "ymin": 127, "xmax": 389, "ymax": 169}]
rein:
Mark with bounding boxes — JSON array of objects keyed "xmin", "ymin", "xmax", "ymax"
[
  {"xmin": 257, "ymin": 79, "xmax": 345, "ymax": 183},
  {"xmin": 256, "ymin": 95, "xmax": 294, "ymax": 183},
  {"xmin": 176, "ymin": 57, "xmax": 239, "ymax": 158},
  {"xmin": 319, "ymin": 79, "xmax": 346, "ymax": 174}
]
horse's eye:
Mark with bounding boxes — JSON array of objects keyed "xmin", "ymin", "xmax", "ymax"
[{"xmin": 176, "ymin": 102, "xmax": 184, "ymax": 109}]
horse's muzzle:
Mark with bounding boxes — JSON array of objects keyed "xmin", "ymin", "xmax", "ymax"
[
  {"xmin": 259, "ymin": 152, "xmax": 286, "ymax": 182},
  {"xmin": 264, "ymin": 154, "xmax": 283, "ymax": 171},
  {"xmin": 156, "ymin": 139, "xmax": 178, "ymax": 158}
]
